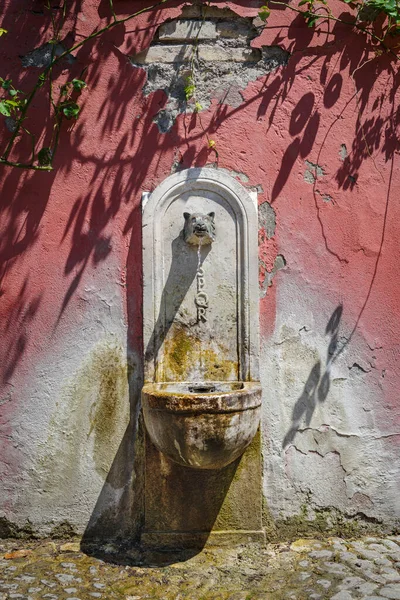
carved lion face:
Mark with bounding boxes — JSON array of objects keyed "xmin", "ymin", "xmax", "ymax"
[{"xmin": 183, "ymin": 212, "xmax": 216, "ymax": 245}]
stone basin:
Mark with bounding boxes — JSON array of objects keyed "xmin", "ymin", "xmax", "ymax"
[{"xmin": 142, "ymin": 381, "xmax": 262, "ymax": 470}]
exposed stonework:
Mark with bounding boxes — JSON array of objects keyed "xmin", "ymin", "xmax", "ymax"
[
  {"xmin": 130, "ymin": 7, "xmax": 289, "ymax": 132},
  {"xmin": 259, "ymin": 201, "xmax": 276, "ymax": 240},
  {"xmin": 133, "ymin": 45, "xmax": 261, "ymax": 65},
  {"xmin": 157, "ymin": 18, "xmax": 259, "ymax": 43},
  {"xmin": 20, "ymin": 42, "xmax": 72, "ymax": 68}
]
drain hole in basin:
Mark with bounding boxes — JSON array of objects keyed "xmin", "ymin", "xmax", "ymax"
[{"xmin": 188, "ymin": 384, "xmax": 216, "ymax": 394}]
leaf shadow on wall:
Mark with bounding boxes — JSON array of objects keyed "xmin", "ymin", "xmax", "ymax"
[
  {"xmin": 0, "ymin": 0, "xmax": 183, "ymax": 546},
  {"xmin": 282, "ymin": 304, "xmax": 343, "ymax": 448},
  {"xmin": 282, "ymin": 131, "xmax": 393, "ymax": 447},
  {"xmin": 268, "ymin": 14, "xmax": 393, "ymax": 198},
  {"xmin": 172, "ymin": 11, "xmax": 399, "ymax": 206},
  {"xmin": 265, "ymin": 12, "xmax": 399, "ymax": 265},
  {"xmin": 0, "ymin": 0, "xmax": 83, "ymax": 380},
  {"xmin": 0, "ymin": 166, "xmax": 57, "ymax": 384},
  {"xmin": 79, "ymin": 198, "xmax": 145, "ymax": 555},
  {"xmin": 282, "ymin": 126, "xmax": 394, "ymax": 448},
  {"xmin": 55, "ymin": 5, "xmax": 186, "ymax": 322}
]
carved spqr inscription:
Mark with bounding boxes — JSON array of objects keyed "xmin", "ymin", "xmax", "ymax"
[
  {"xmin": 182, "ymin": 211, "xmax": 215, "ymax": 323},
  {"xmin": 195, "ymin": 267, "xmax": 208, "ymax": 322}
]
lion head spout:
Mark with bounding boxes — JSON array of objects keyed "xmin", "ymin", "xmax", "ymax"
[{"xmin": 183, "ymin": 212, "xmax": 216, "ymax": 245}]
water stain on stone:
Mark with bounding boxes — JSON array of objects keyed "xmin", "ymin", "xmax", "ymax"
[{"xmin": 87, "ymin": 345, "xmax": 130, "ymax": 477}]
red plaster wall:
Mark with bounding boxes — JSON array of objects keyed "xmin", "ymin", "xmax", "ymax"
[{"xmin": 1, "ymin": 0, "xmax": 399, "ymax": 529}]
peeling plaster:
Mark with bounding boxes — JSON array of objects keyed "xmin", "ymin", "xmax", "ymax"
[
  {"xmin": 259, "ymin": 201, "xmax": 276, "ymax": 239},
  {"xmin": 339, "ymin": 143, "xmax": 348, "ymax": 161},
  {"xmin": 304, "ymin": 160, "xmax": 326, "ymax": 184},
  {"xmin": 316, "ymin": 189, "xmax": 334, "ymax": 204},
  {"xmin": 132, "ymin": 46, "xmax": 289, "ymax": 132},
  {"xmin": 259, "ymin": 254, "xmax": 286, "ymax": 298}
]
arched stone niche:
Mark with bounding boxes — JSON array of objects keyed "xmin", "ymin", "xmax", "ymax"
[{"xmin": 142, "ymin": 167, "xmax": 260, "ymax": 385}]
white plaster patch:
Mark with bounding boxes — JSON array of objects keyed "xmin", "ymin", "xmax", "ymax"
[{"xmin": 260, "ymin": 274, "xmax": 399, "ymax": 525}]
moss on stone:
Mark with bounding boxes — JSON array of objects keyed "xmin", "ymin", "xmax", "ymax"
[
  {"xmin": 262, "ymin": 497, "xmax": 277, "ymax": 541},
  {"xmin": 213, "ymin": 432, "xmax": 263, "ymax": 533},
  {"xmin": 0, "ymin": 517, "xmax": 38, "ymax": 540},
  {"xmin": 271, "ymin": 506, "xmax": 386, "ymax": 542},
  {"xmin": 87, "ymin": 344, "xmax": 130, "ymax": 477},
  {"xmin": 50, "ymin": 521, "xmax": 77, "ymax": 539},
  {"xmin": 163, "ymin": 325, "xmax": 237, "ymax": 381},
  {"xmin": 166, "ymin": 327, "xmax": 195, "ymax": 378}
]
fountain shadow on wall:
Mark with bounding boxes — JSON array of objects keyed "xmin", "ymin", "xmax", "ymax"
[
  {"xmin": 144, "ymin": 231, "xmax": 211, "ymax": 368},
  {"xmin": 82, "ymin": 456, "xmax": 243, "ymax": 567},
  {"xmin": 81, "ymin": 193, "xmax": 238, "ymax": 566}
]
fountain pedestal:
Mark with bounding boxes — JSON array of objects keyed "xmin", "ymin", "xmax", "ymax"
[{"xmin": 142, "ymin": 429, "xmax": 264, "ymax": 549}]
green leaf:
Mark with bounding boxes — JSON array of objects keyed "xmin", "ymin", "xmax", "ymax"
[
  {"xmin": 0, "ymin": 100, "xmax": 11, "ymax": 116},
  {"xmin": 184, "ymin": 76, "xmax": 196, "ymax": 101},
  {"xmin": 38, "ymin": 147, "xmax": 53, "ymax": 166},
  {"xmin": 1, "ymin": 79, "xmax": 12, "ymax": 90},
  {"xmin": 299, "ymin": 0, "xmax": 309, "ymax": 5},
  {"xmin": 185, "ymin": 85, "xmax": 195, "ymax": 100},
  {"xmin": 62, "ymin": 102, "xmax": 80, "ymax": 119},
  {"xmin": 367, "ymin": 0, "xmax": 400, "ymax": 16},
  {"xmin": 259, "ymin": 5, "xmax": 271, "ymax": 21},
  {"xmin": 9, "ymin": 89, "xmax": 18, "ymax": 97},
  {"xmin": 0, "ymin": 28, "xmax": 7, "ymax": 37},
  {"xmin": 72, "ymin": 78, "xmax": 87, "ymax": 91},
  {"xmin": 303, "ymin": 11, "xmax": 319, "ymax": 26}
]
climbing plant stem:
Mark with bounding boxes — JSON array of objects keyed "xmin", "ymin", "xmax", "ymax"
[{"xmin": 1, "ymin": 0, "xmax": 174, "ymax": 167}]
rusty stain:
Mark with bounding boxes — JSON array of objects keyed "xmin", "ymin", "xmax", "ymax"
[
  {"xmin": 162, "ymin": 326, "xmax": 238, "ymax": 382},
  {"xmin": 36, "ymin": 341, "xmax": 130, "ymax": 494},
  {"xmin": 88, "ymin": 345, "xmax": 131, "ymax": 477}
]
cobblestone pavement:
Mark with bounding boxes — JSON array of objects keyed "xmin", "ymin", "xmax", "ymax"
[{"xmin": 1, "ymin": 535, "xmax": 400, "ymax": 599}]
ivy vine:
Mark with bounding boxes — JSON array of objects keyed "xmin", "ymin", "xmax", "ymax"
[
  {"xmin": 0, "ymin": 0, "xmax": 174, "ymax": 171},
  {"xmin": 259, "ymin": 0, "xmax": 400, "ymax": 47}
]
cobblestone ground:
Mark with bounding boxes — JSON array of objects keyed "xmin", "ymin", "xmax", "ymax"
[{"xmin": 1, "ymin": 536, "xmax": 400, "ymax": 599}]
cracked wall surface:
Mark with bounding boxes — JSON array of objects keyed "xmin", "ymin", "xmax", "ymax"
[{"xmin": 261, "ymin": 286, "xmax": 400, "ymax": 529}]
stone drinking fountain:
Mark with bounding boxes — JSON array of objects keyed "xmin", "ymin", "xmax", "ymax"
[{"xmin": 141, "ymin": 168, "xmax": 264, "ymax": 548}]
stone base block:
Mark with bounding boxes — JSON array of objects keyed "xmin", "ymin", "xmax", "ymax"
[{"xmin": 141, "ymin": 530, "xmax": 266, "ymax": 550}]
